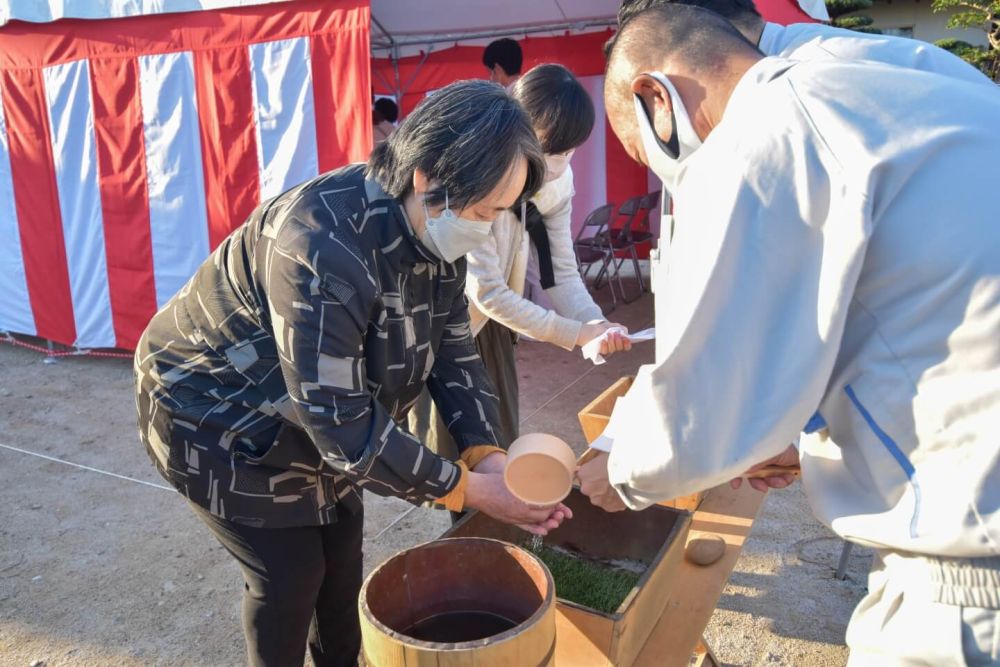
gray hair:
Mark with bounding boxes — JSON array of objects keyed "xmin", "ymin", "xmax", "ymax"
[{"xmin": 366, "ymin": 80, "xmax": 545, "ymax": 210}]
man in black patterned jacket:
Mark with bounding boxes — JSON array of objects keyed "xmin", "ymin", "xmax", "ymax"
[{"xmin": 134, "ymin": 81, "xmax": 571, "ymax": 667}]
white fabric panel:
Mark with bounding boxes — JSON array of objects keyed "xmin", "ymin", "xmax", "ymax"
[
  {"xmin": 0, "ymin": 78, "xmax": 35, "ymax": 336},
  {"xmin": 139, "ymin": 51, "xmax": 211, "ymax": 308},
  {"xmin": 249, "ymin": 36, "xmax": 319, "ymax": 200},
  {"xmin": 43, "ymin": 59, "xmax": 116, "ymax": 348},
  {"xmin": 0, "ymin": 0, "xmax": 292, "ymax": 26},
  {"xmin": 569, "ymin": 75, "xmax": 607, "ymax": 239}
]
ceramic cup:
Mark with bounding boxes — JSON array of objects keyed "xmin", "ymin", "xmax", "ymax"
[{"xmin": 503, "ymin": 433, "xmax": 576, "ymax": 506}]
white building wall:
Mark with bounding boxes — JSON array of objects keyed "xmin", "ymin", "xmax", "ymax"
[{"xmin": 866, "ymin": 0, "xmax": 989, "ymax": 46}]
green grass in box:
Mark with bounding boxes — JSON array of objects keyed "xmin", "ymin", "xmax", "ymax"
[{"xmin": 527, "ymin": 542, "xmax": 643, "ymax": 614}]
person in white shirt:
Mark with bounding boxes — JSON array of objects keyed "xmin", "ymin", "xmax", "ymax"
[
  {"xmin": 409, "ymin": 65, "xmax": 631, "ymax": 500},
  {"xmin": 615, "ymin": 0, "xmax": 994, "ymax": 86},
  {"xmin": 578, "ymin": 5, "xmax": 1000, "ymax": 664},
  {"xmin": 371, "ymin": 97, "xmax": 398, "ymax": 148}
]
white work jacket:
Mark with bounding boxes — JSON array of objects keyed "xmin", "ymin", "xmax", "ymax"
[
  {"xmin": 604, "ymin": 57, "xmax": 1000, "ymax": 558},
  {"xmin": 758, "ymin": 21, "xmax": 994, "ymax": 86}
]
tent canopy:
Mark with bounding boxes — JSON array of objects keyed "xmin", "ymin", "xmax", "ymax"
[
  {"xmin": 370, "ymin": 0, "xmax": 618, "ymax": 55},
  {"xmin": 370, "ymin": 0, "xmax": 828, "ymax": 57}
]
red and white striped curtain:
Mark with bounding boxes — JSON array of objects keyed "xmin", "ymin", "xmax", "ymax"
[{"xmin": 0, "ymin": 0, "xmax": 372, "ymax": 350}]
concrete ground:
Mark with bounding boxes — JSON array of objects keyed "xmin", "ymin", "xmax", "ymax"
[{"xmin": 0, "ymin": 276, "xmax": 870, "ymax": 666}]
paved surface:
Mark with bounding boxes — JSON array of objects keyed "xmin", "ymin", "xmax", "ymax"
[{"xmin": 0, "ymin": 278, "xmax": 869, "ymax": 666}]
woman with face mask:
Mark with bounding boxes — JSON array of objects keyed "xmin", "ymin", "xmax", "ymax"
[
  {"xmin": 408, "ymin": 65, "xmax": 632, "ymax": 494},
  {"xmin": 133, "ymin": 80, "xmax": 572, "ymax": 667}
]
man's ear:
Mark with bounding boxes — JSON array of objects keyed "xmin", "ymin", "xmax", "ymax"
[{"xmin": 631, "ymin": 74, "xmax": 674, "ymax": 145}]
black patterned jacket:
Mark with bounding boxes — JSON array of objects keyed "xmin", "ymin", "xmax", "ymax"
[{"xmin": 134, "ymin": 165, "xmax": 502, "ymax": 527}]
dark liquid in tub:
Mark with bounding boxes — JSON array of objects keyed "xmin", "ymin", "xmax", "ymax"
[{"xmin": 402, "ymin": 610, "xmax": 518, "ymax": 642}]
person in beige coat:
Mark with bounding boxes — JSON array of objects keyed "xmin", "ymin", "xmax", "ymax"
[{"xmin": 409, "ymin": 65, "xmax": 632, "ymax": 503}]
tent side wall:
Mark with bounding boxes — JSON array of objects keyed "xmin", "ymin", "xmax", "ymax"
[{"xmin": 0, "ymin": 0, "xmax": 372, "ymax": 350}]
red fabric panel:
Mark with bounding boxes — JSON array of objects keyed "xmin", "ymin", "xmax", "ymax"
[
  {"xmin": 89, "ymin": 57, "xmax": 157, "ymax": 349},
  {"xmin": 377, "ymin": 46, "xmax": 486, "ymax": 116},
  {"xmin": 0, "ymin": 69, "xmax": 76, "ymax": 345},
  {"xmin": 605, "ymin": 116, "xmax": 654, "ymax": 258},
  {"xmin": 371, "ymin": 29, "xmax": 617, "ymax": 116},
  {"xmin": 757, "ymin": 0, "xmax": 817, "ymax": 25},
  {"xmin": 604, "ymin": 118, "xmax": 649, "ymax": 213},
  {"xmin": 194, "ymin": 46, "xmax": 261, "ymax": 250},
  {"xmin": 0, "ymin": 0, "xmax": 371, "ymax": 69},
  {"xmin": 311, "ymin": 7, "xmax": 373, "ymax": 171},
  {"xmin": 520, "ymin": 30, "xmax": 613, "ymax": 76}
]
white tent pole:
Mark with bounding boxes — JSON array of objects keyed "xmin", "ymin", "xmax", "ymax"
[
  {"xmin": 391, "ymin": 45, "xmax": 402, "ymax": 97},
  {"xmin": 372, "ymin": 64, "xmax": 397, "ymax": 96},
  {"xmin": 370, "ymin": 13, "xmax": 402, "ymax": 97},
  {"xmin": 370, "ymin": 13, "xmax": 394, "ymax": 47},
  {"xmin": 399, "ymin": 48, "xmax": 434, "ymax": 98}
]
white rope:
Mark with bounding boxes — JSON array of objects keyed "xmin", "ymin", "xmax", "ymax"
[
  {"xmin": 372, "ymin": 504, "xmax": 419, "ymax": 541},
  {"xmin": 518, "ymin": 318, "xmax": 654, "ymax": 427},
  {"xmin": 0, "ymin": 442, "xmax": 172, "ymax": 491}
]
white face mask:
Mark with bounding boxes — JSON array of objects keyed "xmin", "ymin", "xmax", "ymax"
[
  {"xmin": 633, "ymin": 72, "xmax": 702, "ymax": 193},
  {"xmin": 544, "ymin": 150, "xmax": 575, "ymax": 183},
  {"xmin": 420, "ymin": 190, "xmax": 493, "ymax": 263}
]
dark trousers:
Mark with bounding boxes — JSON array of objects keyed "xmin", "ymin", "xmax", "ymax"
[{"xmin": 189, "ymin": 502, "xmax": 364, "ymax": 667}]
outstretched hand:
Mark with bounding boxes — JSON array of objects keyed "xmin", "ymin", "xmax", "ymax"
[
  {"xmin": 730, "ymin": 444, "xmax": 800, "ymax": 492},
  {"xmin": 576, "ymin": 451, "xmax": 627, "ymax": 512},
  {"xmin": 577, "ymin": 321, "xmax": 632, "ymax": 358},
  {"xmin": 464, "ymin": 470, "xmax": 573, "ymax": 536}
]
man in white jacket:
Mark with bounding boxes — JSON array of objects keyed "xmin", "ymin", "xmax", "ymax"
[
  {"xmin": 615, "ymin": 0, "xmax": 994, "ymax": 86},
  {"xmin": 579, "ymin": 5, "xmax": 1000, "ymax": 664}
]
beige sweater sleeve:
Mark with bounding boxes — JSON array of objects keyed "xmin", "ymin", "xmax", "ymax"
[
  {"xmin": 532, "ymin": 167, "xmax": 605, "ymax": 324},
  {"xmin": 465, "ymin": 215, "xmax": 582, "ymax": 350}
]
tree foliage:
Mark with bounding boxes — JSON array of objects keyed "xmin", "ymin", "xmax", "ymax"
[
  {"xmin": 826, "ymin": 0, "xmax": 882, "ymax": 33},
  {"xmin": 932, "ymin": 0, "xmax": 1000, "ymax": 80}
]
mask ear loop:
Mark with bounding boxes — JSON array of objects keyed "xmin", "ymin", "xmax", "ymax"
[{"xmin": 635, "ymin": 81, "xmax": 680, "ymax": 159}]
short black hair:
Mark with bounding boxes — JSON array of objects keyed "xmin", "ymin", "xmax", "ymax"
[
  {"xmin": 619, "ymin": 0, "xmax": 760, "ymax": 26},
  {"xmin": 605, "ymin": 0, "xmax": 762, "ymax": 57},
  {"xmin": 605, "ymin": 3, "xmax": 759, "ymax": 73},
  {"xmin": 602, "ymin": 4, "xmax": 761, "ymax": 127},
  {"xmin": 482, "ymin": 38, "xmax": 523, "ymax": 76},
  {"xmin": 373, "ymin": 97, "xmax": 399, "ymax": 123},
  {"xmin": 511, "ymin": 64, "xmax": 595, "ymax": 155},
  {"xmin": 366, "ymin": 80, "xmax": 544, "ymax": 211}
]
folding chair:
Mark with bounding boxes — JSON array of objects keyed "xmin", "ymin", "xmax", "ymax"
[
  {"xmin": 599, "ymin": 192, "xmax": 659, "ymax": 302},
  {"xmin": 573, "ymin": 203, "xmax": 624, "ymax": 309}
]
